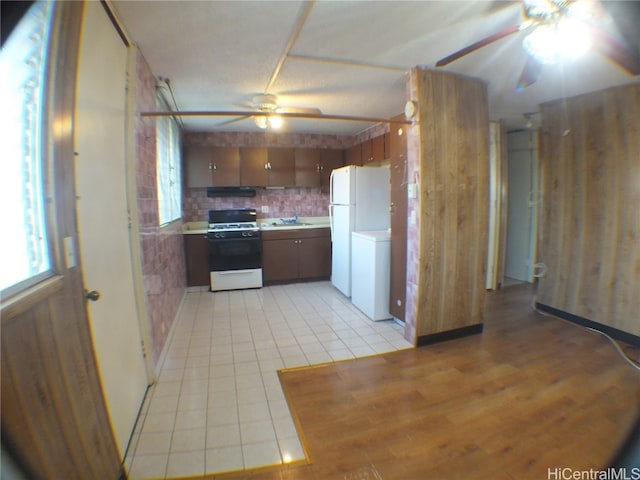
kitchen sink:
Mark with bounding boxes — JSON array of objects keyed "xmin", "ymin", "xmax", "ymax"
[{"xmin": 267, "ymin": 222, "xmax": 312, "ymax": 227}]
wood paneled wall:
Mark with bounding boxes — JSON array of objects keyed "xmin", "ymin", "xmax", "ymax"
[
  {"xmin": 537, "ymin": 83, "xmax": 640, "ymax": 336},
  {"xmin": 412, "ymin": 68, "xmax": 490, "ymax": 339}
]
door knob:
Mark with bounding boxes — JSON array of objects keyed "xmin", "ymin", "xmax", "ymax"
[{"xmin": 84, "ymin": 289, "xmax": 101, "ymax": 302}]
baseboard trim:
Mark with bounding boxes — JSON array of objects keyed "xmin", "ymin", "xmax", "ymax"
[
  {"xmin": 154, "ymin": 290, "xmax": 188, "ymax": 378},
  {"xmin": 535, "ymin": 303, "xmax": 640, "ymax": 347},
  {"xmin": 417, "ymin": 323, "xmax": 484, "ymax": 347}
]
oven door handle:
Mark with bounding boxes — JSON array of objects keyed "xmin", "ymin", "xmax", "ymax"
[{"xmin": 207, "ymin": 236, "xmax": 261, "ymax": 242}]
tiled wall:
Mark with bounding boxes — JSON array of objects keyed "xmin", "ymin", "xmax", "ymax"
[
  {"xmin": 183, "ymin": 131, "xmax": 356, "ymax": 149},
  {"xmin": 135, "ymin": 49, "xmax": 186, "ymax": 367},
  {"xmin": 183, "ymin": 188, "xmax": 328, "ymax": 222}
]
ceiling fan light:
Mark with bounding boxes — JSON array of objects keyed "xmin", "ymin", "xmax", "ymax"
[
  {"xmin": 523, "ymin": 24, "xmax": 560, "ymax": 65},
  {"xmin": 254, "ymin": 115, "xmax": 267, "ymax": 129},
  {"xmin": 523, "ymin": 19, "xmax": 592, "ymax": 66},
  {"xmin": 268, "ymin": 115, "xmax": 283, "ymax": 129},
  {"xmin": 557, "ymin": 18, "xmax": 591, "ymax": 60}
]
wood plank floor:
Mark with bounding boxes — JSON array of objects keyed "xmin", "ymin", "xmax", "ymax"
[{"xmin": 207, "ymin": 284, "xmax": 640, "ymax": 479}]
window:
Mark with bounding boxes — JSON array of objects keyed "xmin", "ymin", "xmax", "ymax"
[
  {"xmin": 0, "ymin": 2, "xmax": 53, "ymax": 295},
  {"xmin": 155, "ymin": 95, "xmax": 182, "ymax": 226}
]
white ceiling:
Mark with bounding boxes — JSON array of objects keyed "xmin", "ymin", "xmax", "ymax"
[{"xmin": 111, "ymin": 0, "xmax": 640, "ymax": 135}]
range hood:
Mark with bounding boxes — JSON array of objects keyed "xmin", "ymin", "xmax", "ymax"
[{"xmin": 206, "ymin": 187, "xmax": 256, "ymax": 198}]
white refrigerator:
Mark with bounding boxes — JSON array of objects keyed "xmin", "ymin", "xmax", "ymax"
[{"xmin": 329, "ymin": 165, "xmax": 390, "ymax": 297}]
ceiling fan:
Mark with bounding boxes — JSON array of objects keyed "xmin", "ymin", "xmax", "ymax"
[
  {"xmin": 435, "ymin": 0, "xmax": 640, "ymax": 89},
  {"xmin": 217, "ymin": 93, "xmax": 322, "ymax": 129}
]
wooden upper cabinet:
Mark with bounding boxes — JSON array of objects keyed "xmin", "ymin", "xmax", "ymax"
[
  {"xmin": 184, "ymin": 145, "xmax": 211, "ymax": 188},
  {"xmin": 211, "ymin": 147, "xmax": 240, "ymax": 186},
  {"xmin": 240, "ymin": 147, "xmax": 268, "ymax": 186},
  {"xmin": 295, "ymin": 148, "xmax": 322, "ymax": 188},
  {"xmin": 384, "ymin": 132, "xmax": 391, "ymax": 159},
  {"xmin": 295, "ymin": 148, "xmax": 345, "ymax": 190},
  {"xmin": 345, "ymin": 144, "xmax": 362, "ymax": 166},
  {"xmin": 362, "ymin": 135, "xmax": 386, "ymax": 164},
  {"xmin": 320, "ymin": 149, "xmax": 344, "ymax": 192},
  {"xmin": 184, "ymin": 146, "xmax": 240, "ymax": 187},
  {"xmin": 187, "ymin": 145, "xmax": 341, "ymax": 188},
  {"xmin": 268, "ymin": 147, "xmax": 295, "ymax": 186}
]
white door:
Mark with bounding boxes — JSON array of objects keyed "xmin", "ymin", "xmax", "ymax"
[
  {"xmin": 74, "ymin": 2, "xmax": 149, "ymax": 457},
  {"xmin": 505, "ymin": 131, "xmax": 538, "ymax": 282}
]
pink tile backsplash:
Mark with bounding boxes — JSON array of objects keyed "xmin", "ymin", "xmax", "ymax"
[
  {"xmin": 184, "ymin": 131, "xmax": 355, "ymax": 149},
  {"xmin": 183, "ymin": 188, "xmax": 328, "ymax": 222}
]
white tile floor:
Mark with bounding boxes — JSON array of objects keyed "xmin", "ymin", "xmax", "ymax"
[{"xmin": 126, "ymin": 281, "xmax": 412, "ymax": 479}]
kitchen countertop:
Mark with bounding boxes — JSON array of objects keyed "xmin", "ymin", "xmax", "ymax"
[
  {"xmin": 183, "ymin": 216, "xmax": 330, "ymax": 234},
  {"xmin": 259, "ymin": 216, "xmax": 330, "ymax": 231}
]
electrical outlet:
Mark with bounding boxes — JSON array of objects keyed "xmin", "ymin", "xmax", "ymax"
[{"xmin": 261, "ymin": 205, "xmax": 269, "ymax": 213}]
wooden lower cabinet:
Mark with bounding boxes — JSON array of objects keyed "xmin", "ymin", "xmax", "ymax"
[
  {"xmin": 184, "ymin": 234, "xmax": 210, "ymax": 286},
  {"xmin": 262, "ymin": 228, "xmax": 331, "ymax": 284}
]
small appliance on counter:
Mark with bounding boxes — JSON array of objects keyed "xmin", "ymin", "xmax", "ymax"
[{"xmin": 206, "ymin": 208, "xmax": 262, "ymax": 291}]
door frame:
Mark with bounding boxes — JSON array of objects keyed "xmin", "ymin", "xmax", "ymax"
[{"xmin": 1, "ymin": 2, "xmax": 122, "ymax": 476}]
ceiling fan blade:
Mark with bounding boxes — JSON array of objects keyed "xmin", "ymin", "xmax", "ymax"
[
  {"xmin": 216, "ymin": 115, "xmax": 252, "ymax": 127},
  {"xmin": 516, "ymin": 54, "xmax": 543, "ymax": 90},
  {"xmin": 436, "ymin": 24, "xmax": 521, "ymax": 67},
  {"xmin": 277, "ymin": 106, "xmax": 322, "ymax": 115},
  {"xmin": 589, "ymin": 26, "xmax": 640, "ymax": 76}
]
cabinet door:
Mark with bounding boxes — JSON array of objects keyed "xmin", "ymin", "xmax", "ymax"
[
  {"xmin": 361, "ymin": 139, "xmax": 373, "ymax": 164},
  {"xmin": 294, "ymin": 148, "xmax": 321, "ymax": 188},
  {"xmin": 240, "ymin": 147, "xmax": 268, "ymax": 186},
  {"xmin": 210, "ymin": 146, "xmax": 240, "ymax": 186},
  {"xmin": 262, "ymin": 239, "xmax": 299, "ymax": 283},
  {"xmin": 384, "ymin": 132, "xmax": 391, "ymax": 160},
  {"xmin": 298, "ymin": 236, "xmax": 331, "ymax": 280},
  {"xmin": 389, "ymin": 117, "xmax": 408, "ymax": 320},
  {"xmin": 345, "ymin": 144, "xmax": 362, "ymax": 166},
  {"xmin": 184, "ymin": 234, "xmax": 210, "ymax": 286},
  {"xmin": 268, "ymin": 147, "xmax": 295, "ymax": 186},
  {"xmin": 184, "ymin": 145, "xmax": 214, "ymax": 188},
  {"xmin": 371, "ymin": 135, "xmax": 387, "ymax": 162},
  {"xmin": 320, "ymin": 149, "xmax": 344, "ymax": 193}
]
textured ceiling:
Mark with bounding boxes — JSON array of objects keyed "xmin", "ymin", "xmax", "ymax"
[{"xmin": 111, "ymin": 0, "xmax": 640, "ymax": 135}]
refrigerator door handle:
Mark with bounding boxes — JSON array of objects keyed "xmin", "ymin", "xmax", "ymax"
[
  {"xmin": 329, "ymin": 169, "xmax": 335, "ymax": 204},
  {"xmin": 329, "ymin": 204, "xmax": 334, "ymax": 241}
]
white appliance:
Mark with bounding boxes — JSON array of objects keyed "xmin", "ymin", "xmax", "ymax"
[
  {"xmin": 329, "ymin": 165, "xmax": 390, "ymax": 297},
  {"xmin": 351, "ymin": 231, "xmax": 392, "ymax": 321}
]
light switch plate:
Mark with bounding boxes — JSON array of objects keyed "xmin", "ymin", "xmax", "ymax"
[
  {"xmin": 261, "ymin": 205, "xmax": 269, "ymax": 213},
  {"xmin": 407, "ymin": 183, "xmax": 417, "ymax": 199}
]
